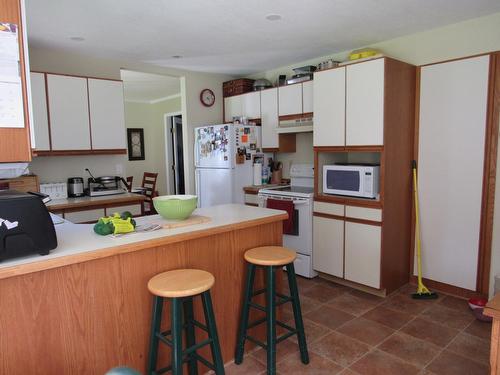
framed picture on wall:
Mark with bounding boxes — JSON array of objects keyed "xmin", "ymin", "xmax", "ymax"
[{"xmin": 127, "ymin": 128, "xmax": 145, "ymax": 161}]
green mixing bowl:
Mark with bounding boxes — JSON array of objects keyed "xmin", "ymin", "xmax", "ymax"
[{"xmin": 153, "ymin": 195, "xmax": 198, "ymax": 220}]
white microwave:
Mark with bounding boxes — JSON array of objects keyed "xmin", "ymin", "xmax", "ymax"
[{"xmin": 323, "ymin": 165, "xmax": 380, "ymax": 199}]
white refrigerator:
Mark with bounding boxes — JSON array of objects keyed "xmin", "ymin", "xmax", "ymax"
[{"xmin": 195, "ymin": 124, "xmax": 261, "ymax": 208}]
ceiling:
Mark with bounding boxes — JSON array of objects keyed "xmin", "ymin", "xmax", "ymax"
[
  {"xmin": 26, "ymin": 0, "xmax": 500, "ymax": 75},
  {"xmin": 120, "ymin": 70, "xmax": 180, "ymax": 103}
]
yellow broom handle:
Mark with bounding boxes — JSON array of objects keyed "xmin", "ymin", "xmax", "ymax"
[{"xmin": 413, "ymin": 162, "xmax": 423, "ymax": 285}]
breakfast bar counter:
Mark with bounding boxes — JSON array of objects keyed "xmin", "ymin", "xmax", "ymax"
[{"xmin": 0, "ymin": 204, "xmax": 287, "ymax": 374}]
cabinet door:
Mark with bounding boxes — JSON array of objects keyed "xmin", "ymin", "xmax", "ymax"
[
  {"xmin": 417, "ymin": 55, "xmax": 489, "ymax": 290},
  {"xmin": 64, "ymin": 208, "xmax": 104, "ymax": 224},
  {"xmin": 313, "ymin": 216, "xmax": 344, "ymax": 278},
  {"xmin": 88, "ymin": 79, "xmax": 126, "ymax": 149},
  {"xmin": 346, "ymin": 59, "xmax": 384, "ymax": 146},
  {"xmin": 302, "ymin": 80, "xmax": 313, "ymax": 114},
  {"xmin": 224, "ymin": 95, "xmax": 242, "ymax": 122},
  {"xmin": 47, "ymin": 74, "xmax": 90, "ymax": 150},
  {"xmin": 241, "ymin": 92, "xmax": 261, "ymax": 119},
  {"xmin": 313, "ymin": 68, "xmax": 346, "ymax": 146},
  {"xmin": 344, "ymin": 221, "xmax": 381, "ymax": 288},
  {"xmin": 278, "ymin": 84, "xmax": 302, "ymax": 116},
  {"xmin": 29, "ymin": 72, "xmax": 50, "ymax": 151},
  {"xmin": 261, "ymin": 88, "xmax": 279, "ymax": 149}
]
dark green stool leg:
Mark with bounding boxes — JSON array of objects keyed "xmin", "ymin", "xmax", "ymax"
[
  {"xmin": 202, "ymin": 291, "xmax": 225, "ymax": 374},
  {"xmin": 286, "ymin": 263, "xmax": 309, "ymax": 364},
  {"xmin": 184, "ymin": 298, "xmax": 198, "ymax": 375},
  {"xmin": 266, "ymin": 265, "xmax": 277, "ymax": 375},
  {"xmin": 147, "ymin": 295, "xmax": 164, "ymax": 375},
  {"xmin": 235, "ymin": 263, "xmax": 256, "ymax": 364},
  {"xmin": 171, "ymin": 297, "xmax": 184, "ymax": 375}
]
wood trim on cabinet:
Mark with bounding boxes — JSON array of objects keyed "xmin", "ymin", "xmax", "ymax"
[
  {"xmin": 314, "ymin": 194, "xmax": 383, "ymax": 209},
  {"xmin": 34, "ymin": 149, "xmax": 127, "ymax": 157},
  {"xmin": 409, "ymin": 275, "xmax": 487, "ymax": 299},
  {"xmin": 313, "ymin": 212, "xmax": 345, "ymax": 221},
  {"xmin": 314, "ymin": 146, "xmax": 384, "ymax": 152},
  {"xmin": 318, "ymin": 272, "xmax": 386, "ymax": 297},
  {"xmin": 0, "ymin": 0, "xmax": 32, "ymax": 162},
  {"xmin": 380, "ymin": 58, "xmax": 416, "ymax": 293},
  {"xmin": 86, "ymin": 78, "xmax": 93, "ymax": 149},
  {"xmin": 278, "ymin": 112, "xmax": 313, "ymax": 122},
  {"xmin": 32, "ymin": 70, "xmax": 122, "ymax": 82},
  {"xmin": 477, "ymin": 52, "xmax": 500, "ymax": 295},
  {"xmin": 418, "ymin": 51, "xmax": 497, "ymax": 68},
  {"xmin": 344, "ymin": 216, "xmax": 382, "ymax": 227},
  {"xmin": 43, "ymin": 72, "xmax": 53, "ymax": 150}
]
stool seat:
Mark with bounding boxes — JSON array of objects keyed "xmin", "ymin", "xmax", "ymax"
[
  {"xmin": 244, "ymin": 246, "xmax": 296, "ymax": 266},
  {"xmin": 148, "ymin": 269, "xmax": 215, "ymax": 298}
]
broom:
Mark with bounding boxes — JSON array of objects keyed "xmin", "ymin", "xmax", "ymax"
[{"xmin": 412, "ymin": 160, "xmax": 438, "ymax": 300}]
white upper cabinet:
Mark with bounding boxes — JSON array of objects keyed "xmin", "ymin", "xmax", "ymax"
[
  {"xmin": 346, "ymin": 58, "xmax": 385, "ymax": 145},
  {"xmin": 302, "ymin": 80, "xmax": 314, "ymax": 114},
  {"xmin": 278, "ymin": 84, "xmax": 302, "ymax": 116},
  {"xmin": 313, "ymin": 215, "xmax": 344, "ymax": 278},
  {"xmin": 344, "ymin": 221, "xmax": 381, "ymax": 288},
  {"xmin": 29, "ymin": 72, "xmax": 50, "ymax": 151},
  {"xmin": 260, "ymin": 88, "xmax": 279, "ymax": 149},
  {"xmin": 241, "ymin": 91, "xmax": 261, "ymax": 119},
  {"xmin": 88, "ymin": 79, "xmax": 126, "ymax": 149},
  {"xmin": 224, "ymin": 95, "xmax": 242, "ymax": 122},
  {"xmin": 313, "ymin": 68, "xmax": 346, "ymax": 147},
  {"xmin": 47, "ymin": 74, "xmax": 90, "ymax": 150}
]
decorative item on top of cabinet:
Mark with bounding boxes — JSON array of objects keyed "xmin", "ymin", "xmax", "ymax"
[
  {"xmin": 30, "ymin": 72, "xmax": 127, "ymax": 157},
  {"xmin": 222, "ymin": 78, "xmax": 255, "ymax": 97},
  {"xmin": 0, "ymin": 0, "xmax": 32, "ymax": 162}
]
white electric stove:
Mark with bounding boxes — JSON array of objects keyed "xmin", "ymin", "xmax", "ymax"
[{"xmin": 258, "ymin": 164, "xmax": 317, "ymax": 278}]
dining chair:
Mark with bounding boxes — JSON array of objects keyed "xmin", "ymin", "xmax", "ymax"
[
  {"xmin": 125, "ymin": 176, "xmax": 133, "ymax": 192},
  {"xmin": 142, "ymin": 172, "xmax": 158, "ymax": 215}
]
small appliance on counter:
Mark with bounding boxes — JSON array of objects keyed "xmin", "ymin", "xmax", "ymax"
[
  {"xmin": 40, "ymin": 182, "xmax": 68, "ymax": 200},
  {"xmin": 0, "ymin": 190, "xmax": 57, "ymax": 262},
  {"xmin": 85, "ymin": 168, "xmax": 127, "ymax": 197},
  {"xmin": 67, "ymin": 177, "xmax": 85, "ymax": 197}
]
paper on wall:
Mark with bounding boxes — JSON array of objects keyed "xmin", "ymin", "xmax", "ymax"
[{"xmin": 0, "ymin": 22, "xmax": 24, "ymax": 128}]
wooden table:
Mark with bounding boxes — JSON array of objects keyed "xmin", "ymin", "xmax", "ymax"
[
  {"xmin": 0, "ymin": 205, "xmax": 286, "ymax": 374},
  {"xmin": 484, "ymin": 295, "xmax": 500, "ymax": 373}
]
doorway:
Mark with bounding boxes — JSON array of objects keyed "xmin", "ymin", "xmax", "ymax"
[{"xmin": 165, "ymin": 113, "xmax": 185, "ymax": 194}]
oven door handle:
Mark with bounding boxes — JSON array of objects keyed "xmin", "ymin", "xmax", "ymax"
[{"xmin": 258, "ymin": 195, "xmax": 309, "ymax": 205}]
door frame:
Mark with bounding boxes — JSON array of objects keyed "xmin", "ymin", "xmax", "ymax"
[{"xmin": 164, "ymin": 111, "xmax": 183, "ymax": 195}]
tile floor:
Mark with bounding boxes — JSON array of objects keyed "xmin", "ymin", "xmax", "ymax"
[{"xmin": 224, "ymin": 274, "xmax": 492, "ymax": 375}]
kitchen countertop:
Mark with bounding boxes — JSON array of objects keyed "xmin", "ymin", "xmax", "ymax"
[
  {"xmin": 46, "ymin": 192, "xmax": 145, "ymax": 211},
  {"xmin": 0, "ymin": 204, "xmax": 287, "ymax": 279},
  {"xmin": 243, "ymin": 183, "xmax": 289, "ymax": 194}
]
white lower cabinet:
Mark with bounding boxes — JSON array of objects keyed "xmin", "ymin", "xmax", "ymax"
[
  {"xmin": 344, "ymin": 221, "xmax": 381, "ymax": 288},
  {"xmin": 313, "ymin": 216, "xmax": 344, "ymax": 278}
]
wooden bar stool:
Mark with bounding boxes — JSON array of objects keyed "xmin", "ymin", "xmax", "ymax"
[
  {"xmin": 147, "ymin": 269, "xmax": 225, "ymax": 375},
  {"xmin": 235, "ymin": 246, "xmax": 309, "ymax": 374}
]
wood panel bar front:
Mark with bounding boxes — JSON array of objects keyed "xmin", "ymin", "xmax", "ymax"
[{"xmin": 0, "ymin": 221, "xmax": 283, "ymax": 374}]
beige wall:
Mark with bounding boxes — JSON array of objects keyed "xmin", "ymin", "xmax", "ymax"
[
  {"xmin": 124, "ymin": 96, "xmax": 181, "ymax": 195},
  {"xmin": 28, "ymin": 46, "xmax": 233, "ymax": 195}
]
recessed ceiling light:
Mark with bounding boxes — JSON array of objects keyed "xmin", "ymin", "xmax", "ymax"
[
  {"xmin": 265, "ymin": 14, "xmax": 282, "ymax": 21},
  {"xmin": 69, "ymin": 36, "xmax": 85, "ymax": 42},
  {"xmin": 171, "ymin": 55, "xmax": 183, "ymax": 59}
]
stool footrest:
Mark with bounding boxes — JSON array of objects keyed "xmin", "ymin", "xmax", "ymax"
[
  {"xmin": 156, "ymin": 332, "xmax": 173, "ymax": 347},
  {"xmin": 184, "ymin": 338, "xmax": 213, "ymax": 355},
  {"xmin": 277, "ymin": 330, "xmax": 296, "ymax": 343},
  {"xmin": 247, "ymin": 317, "xmax": 267, "ymax": 329},
  {"xmin": 252, "ymin": 288, "xmax": 266, "ymax": 296},
  {"xmin": 192, "ymin": 352, "xmax": 216, "ymax": 371},
  {"xmin": 249, "ymin": 301, "xmax": 266, "ymax": 312},
  {"xmin": 246, "ymin": 334, "xmax": 268, "ymax": 350}
]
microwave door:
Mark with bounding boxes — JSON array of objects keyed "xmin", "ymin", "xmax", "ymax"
[{"xmin": 326, "ymin": 169, "xmax": 363, "ymax": 197}]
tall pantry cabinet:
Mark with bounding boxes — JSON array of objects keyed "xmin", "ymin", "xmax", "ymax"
[{"xmin": 312, "ymin": 57, "xmax": 416, "ymax": 294}]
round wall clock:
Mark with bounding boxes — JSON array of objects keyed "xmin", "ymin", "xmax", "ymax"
[{"xmin": 200, "ymin": 88, "xmax": 216, "ymax": 107}]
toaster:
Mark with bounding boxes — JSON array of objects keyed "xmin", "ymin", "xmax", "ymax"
[{"xmin": 0, "ymin": 190, "xmax": 57, "ymax": 262}]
